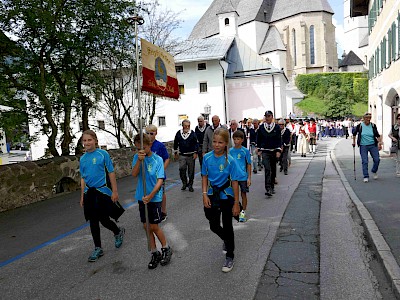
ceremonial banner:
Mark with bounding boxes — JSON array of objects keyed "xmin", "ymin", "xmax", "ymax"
[{"xmin": 141, "ymin": 39, "xmax": 179, "ymax": 99}]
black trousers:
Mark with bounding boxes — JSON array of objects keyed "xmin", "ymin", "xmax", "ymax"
[
  {"xmin": 262, "ymin": 151, "xmax": 277, "ymax": 191},
  {"xmin": 204, "ymin": 197, "xmax": 235, "ymax": 259},
  {"xmin": 90, "ymin": 214, "xmax": 120, "ymax": 248},
  {"xmin": 280, "ymin": 146, "xmax": 289, "ymax": 172}
]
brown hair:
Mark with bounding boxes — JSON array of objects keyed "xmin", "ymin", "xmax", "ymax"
[
  {"xmin": 134, "ymin": 133, "xmax": 151, "ymax": 146},
  {"xmin": 82, "ymin": 130, "xmax": 98, "ymax": 147},
  {"xmin": 232, "ymin": 130, "xmax": 244, "ymax": 139}
]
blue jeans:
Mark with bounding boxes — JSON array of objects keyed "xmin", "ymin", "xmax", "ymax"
[{"xmin": 359, "ymin": 144, "xmax": 380, "ymax": 178}]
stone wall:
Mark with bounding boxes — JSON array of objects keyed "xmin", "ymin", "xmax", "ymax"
[
  {"xmin": 0, "ymin": 148, "xmax": 136, "ymax": 212},
  {"xmin": 0, "ymin": 143, "xmax": 176, "ymax": 212}
]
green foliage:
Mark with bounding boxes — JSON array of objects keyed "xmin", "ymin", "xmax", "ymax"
[
  {"xmin": 323, "ymin": 86, "xmax": 353, "ymax": 118},
  {"xmin": 295, "ymin": 95, "xmax": 327, "ymax": 116},
  {"xmin": 0, "ymin": 0, "xmax": 136, "ymax": 156},
  {"xmin": 295, "ymin": 72, "xmax": 368, "ymax": 118},
  {"xmin": 352, "ymin": 102, "xmax": 368, "ymax": 117},
  {"xmin": 353, "ymin": 78, "xmax": 368, "ymax": 103}
]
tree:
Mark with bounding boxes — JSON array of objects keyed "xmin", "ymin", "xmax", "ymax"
[
  {"xmin": 323, "ymin": 86, "xmax": 353, "ymax": 119},
  {"xmin": 0, "ymin": 0, "xmax": 135, "ymax": 156},
  {"xmin": 95, "ymin": 0, "xmax": 184, "ymax": 147}
]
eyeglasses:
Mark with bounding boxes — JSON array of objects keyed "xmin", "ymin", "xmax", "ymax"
[
  {"xmin": 279, "ymin": 124, "xmax": 285, "ymax": 126},
  {"xmin": 146, "ymin": 132, "xmax": 156, "ymax": 135}
]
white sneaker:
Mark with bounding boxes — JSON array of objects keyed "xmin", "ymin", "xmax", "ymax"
[
  {"xmin": 363, "ymin": 178, "xmax": 369, "ymax": 183},
  {"xmin": 373, "ymin": 173, "xmax": 378, "ymax": 180}
]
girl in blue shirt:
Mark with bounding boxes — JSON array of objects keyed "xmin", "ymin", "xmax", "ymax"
[
  {"xmin": 79, "ymin": 130, "xmax": 125, "ymax": 262},
  {"xmin": 201, "ymin": 128, "xmax": 240, "ymax": 273},
  {"xmin": 132, "ymin": 133, "xmax": 172, "ymax": 269}
]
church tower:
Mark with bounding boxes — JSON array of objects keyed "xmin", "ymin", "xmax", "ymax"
[
  {"xmin": 216, "ymin": 1, "xmax": 238, "ymax": 37},
  {"xmin": 343, "ymin": 0, "xmax": 368, "ymax": 66}
]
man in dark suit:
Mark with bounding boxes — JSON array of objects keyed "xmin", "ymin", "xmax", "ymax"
[
  {"xmin": 228, "ymin": 120, "xmax": 246, "ymax": 148},
  {"xmin": 257, "ymin": 111, "xmax": 282, "ymax": 197}
]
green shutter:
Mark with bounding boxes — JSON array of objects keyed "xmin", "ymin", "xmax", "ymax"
[{"xmin": 388, "ymin": 29, "xmax": 392, "ymax": 63}]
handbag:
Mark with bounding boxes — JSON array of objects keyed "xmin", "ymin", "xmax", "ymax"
[
  {"xmin": 110, "ymin": 201, "xmax": 125, "ymax": 222},
  {"xmin": 390, "ymin": 143, "xmax": 398, "ymax": 154}
]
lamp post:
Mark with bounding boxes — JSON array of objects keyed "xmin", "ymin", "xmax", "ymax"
[{"xmin": 204, "ymin": 104, "xmax": 211, "ymax": 122}]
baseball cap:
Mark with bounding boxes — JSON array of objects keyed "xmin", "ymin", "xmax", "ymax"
[{"xmin": 264, "ymin": 110, "xmax": 273, "ymax": 116}]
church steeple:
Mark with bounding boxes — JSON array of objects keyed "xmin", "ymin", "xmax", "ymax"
[{"xmin": 216, "ymin": 0, "xmax": 239, "ymax": 37}]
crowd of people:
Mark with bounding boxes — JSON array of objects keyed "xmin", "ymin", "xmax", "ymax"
[{"xmin": 78, "ymin": 110, "xmax": 397, "ymax": 273}]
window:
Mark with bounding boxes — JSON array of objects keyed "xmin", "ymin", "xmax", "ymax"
[
  {"xmin": 178, "ymin": 84, "xmax": 185, "ymax": 94},
  {"xmin": 158, "ymin": 116, "xmax": 166, "ymax": 127},
  {"xmin": 224, "ymin": 18, "xmax": 229, "ymax": 26},
  {"xmin": 292, "ymin": 29, "xmax": 297, "ymax": 66},
  {"xmin": 309, "ymin": 25, "xmax": 315, "ymax": 64},
  {"xmin": 198, "ymin": 63, "xmax": 206, "ymax": 70},
  {"xmin": 398, "ymin": 12, "xmax": 400, "ymax": 59},
  {"xmin": 98, "ymin": 120, "xmax": 105, "ymax": 130},
  {"xmin": 175, "ymin": 65, "xmax": 183, "ymax": 73},
  {"xmin": 199, "ymin": 82, "xmax": 208, "ymax": 93}
]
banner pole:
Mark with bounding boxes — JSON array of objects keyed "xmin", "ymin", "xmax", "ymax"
[{"xmin": 130, "ymin": 11, "xmax": 150, "ymax": 252}]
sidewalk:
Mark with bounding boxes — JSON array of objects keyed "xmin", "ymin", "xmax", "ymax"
[{"xmin": 333, "ymin": 138, "xmax": 400, "ymax": 297}]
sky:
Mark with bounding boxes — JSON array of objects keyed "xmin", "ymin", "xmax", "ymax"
[{"xmin": 157, "ymin": 0, "xmax": 346, "ymax": 57}]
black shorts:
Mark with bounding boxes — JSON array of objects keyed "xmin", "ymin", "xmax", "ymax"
[
  {"xmin": 238, "ymin": 181, "xmax": 249, "ymax": 193},
  {"xmin": 139, "ymin": 201, "xmax": 162, "ymax": 224}
]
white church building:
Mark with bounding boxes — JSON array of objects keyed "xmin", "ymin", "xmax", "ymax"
[{"xmin": 154, "ymin": 0, "xmax": 339, "ymax": 142}]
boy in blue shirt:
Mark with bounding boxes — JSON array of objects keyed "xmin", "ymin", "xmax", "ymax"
[
  {"xmin": 229, "ymin": 130, "xmax": 252, "ymax": 222},
  {"xmin": 132, "ymin": 133, "xmax": 172, "ymax": 269},
  {"xmin": 145, "ymin": 124, "xmax": 170, "ymax": 221}
]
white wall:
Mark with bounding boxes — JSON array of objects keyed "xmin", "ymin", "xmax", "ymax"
[
  {"xmin": 226, "ymin": 74, "xmax": 287, "ymax": 121},
  {"xmin": 154, "ymin": 59, "xmax": 227, "ymax": 142}
]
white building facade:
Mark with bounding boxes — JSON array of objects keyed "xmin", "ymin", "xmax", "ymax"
[{"xmin": 351, "ymin": 0, "xmax": 400, "ymax": 151}]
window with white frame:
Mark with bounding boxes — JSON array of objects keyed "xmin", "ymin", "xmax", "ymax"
[
  {"xmin": 198, "ymin": 63, "xmax": 206, "ymax": 70},
  {"xmin": 176, "ymin": 65, "xmax": 183, "ymax": 72},
  {"xmin": 178, "ymin": 84, "xmax": 185, "ymax": 95},
  {"xmin": 199, "ymin": 82, "xmax": 208, "ymax": 93},
  {"xmin": 158, "ymin": 116, "xmax": 166, "ymax": 127}
]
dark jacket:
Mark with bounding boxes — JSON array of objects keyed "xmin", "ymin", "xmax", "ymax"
[
  {"xmin": 228, "ymin": 128, "xmax": 247, "ymax": 148},
  {"xmin": 195, "ymin": 123, "xmax": 210, "ymax": 148},
  {"xmin": 281, "ymin": 128, "xmax": 291, "ymax": 146},
  {"xmin": 353, "ymin": 122, "xmax": 380, "ymax": 147},
  {"xmin": 249, "ymin": 128, "xmax": 258, "ymax": 145},
  {"xmin": 257, "ymin": 123, "xmax": 282, "ymax": 152},
  {"xmin": 173, "ymin": 130, "xmax": 199, "ymax": 155}
]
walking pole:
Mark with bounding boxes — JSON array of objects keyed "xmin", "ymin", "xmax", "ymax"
[
  {"xmin": 353, "ymin": 145, "xmax": 356, "ymax": 181},
  {"xmin": 129, "ymin": 11, "xmax": 151, "ymax": 251}
]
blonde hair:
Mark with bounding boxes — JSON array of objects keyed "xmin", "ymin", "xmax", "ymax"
[{"xmin": 145, "ymin": 124, "xmax": 158, "ymax": 133}]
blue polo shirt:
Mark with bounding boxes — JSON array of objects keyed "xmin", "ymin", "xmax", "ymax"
[
  {"xmin": 132, "ymin": 152, "xmax": 165, "ymax": 202},
  {"xmin": 229, "ymin": 146, "xmax": 251, "ymax": 181},
  {"xmin": 151, "ymin": 140, "xmax": 169, "ymax": 179},
  {"xmin": 79, "ymin": 149, "xmax": 114, "ymax": 196},
  {"xmin": 201, "ymin": 151, "xmax": 241, "ymax": 199}
]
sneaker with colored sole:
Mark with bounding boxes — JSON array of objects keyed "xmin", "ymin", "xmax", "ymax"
[
  {"xmin": 148, "ymin": 251, "xmax": 162, "ymax": 269},
  {"xmin": 88, "ymin": 247, "xmax": 104, "ymax": 262},
  {"xmin": 239, "ymin": 210, "xmax": 247, "ymax": 222},
  {"xmin": 114, "ymin": 227, "xmax": 125, "ymax": 248},
  {"xmin": 160, "ymin": 246, "xmax": 172, "ymax": 266},
  {"xmin": 222, "ymin": 257, "xmax": 234, "ymax": 273}
]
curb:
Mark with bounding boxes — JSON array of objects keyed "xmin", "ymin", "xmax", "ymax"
[{"xmin": 331, "ymin": 150, "xmax": 400, "ymax": 299}]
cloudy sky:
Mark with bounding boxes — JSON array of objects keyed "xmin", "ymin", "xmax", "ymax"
[{"xmin": 157, "ymin": 0, "xmax": 346, "ymax": 57}]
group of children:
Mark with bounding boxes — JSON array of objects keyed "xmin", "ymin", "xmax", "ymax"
[{"xmin": 79, "ymin": 124, "xmax": 253, "ymax": 273}]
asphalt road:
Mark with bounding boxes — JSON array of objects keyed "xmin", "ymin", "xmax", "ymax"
[{"xmin": 0, "ymin": 140, "xmax": 397, "ymax": 299}]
